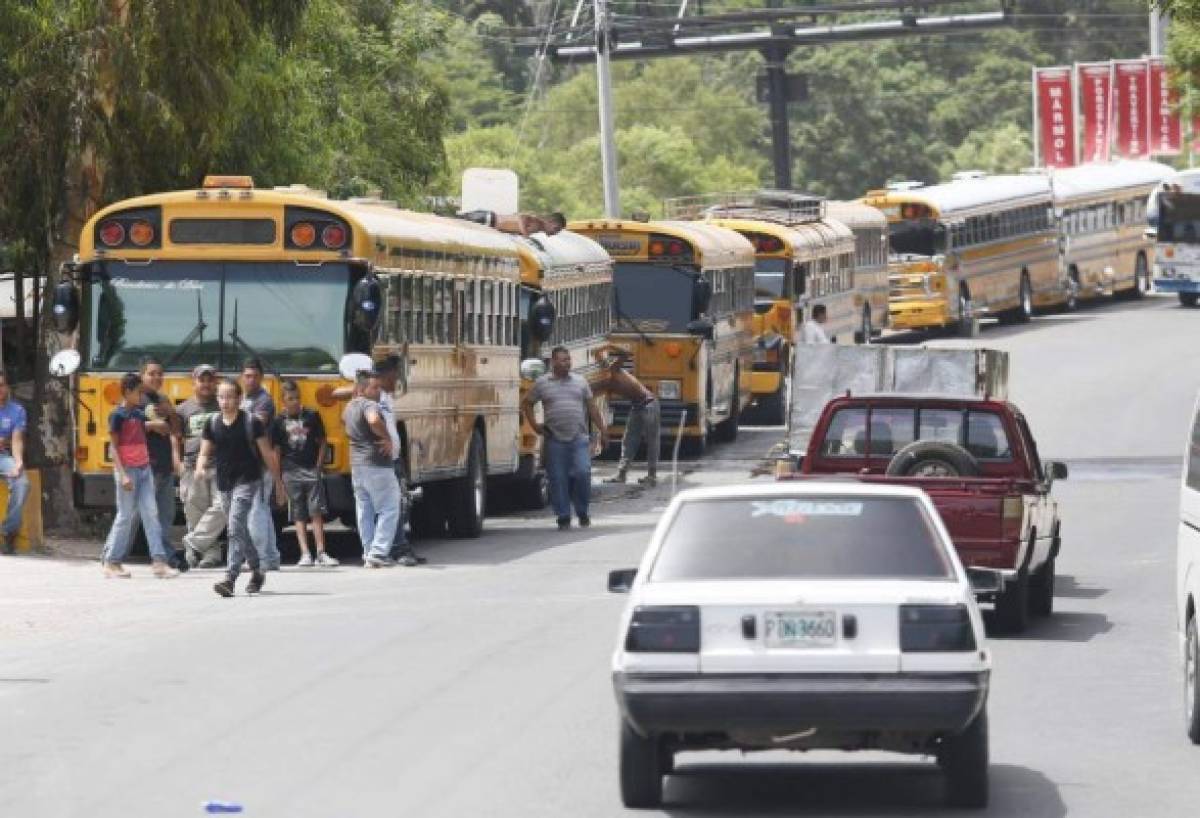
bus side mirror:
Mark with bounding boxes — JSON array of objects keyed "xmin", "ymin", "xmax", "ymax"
[
  {"xmin": 52, "ymin": 281, "xmax": 80, "ymax": 334},
  {"xmin": 686, "ymin": 318, "xmax": 714, "ymax": 340},
  {"xmin": 350, "ymin": 275, "xmax": 382, "ymax": 334},
  {"xmin": 1048, "ymin": 461, "xmax": 1068, "ymax": 481},
  {"xmin": 529, "ymin": 295, "xmax": 557, "ymax": 342},
  {"xmin": 692, "ymin": 277, "xmax": 712, "ymax": 317}
]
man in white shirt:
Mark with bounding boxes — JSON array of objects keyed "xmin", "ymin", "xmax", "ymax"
[
  {"xmin": 801, "ymin": 303, "xmax": 831, "ymax": 345},
  {"xmin": 374, "ymin": 355, "xmax": 424, "ymax": 566}
]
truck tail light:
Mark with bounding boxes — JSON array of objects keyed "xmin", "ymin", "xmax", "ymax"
[
  {"xmin": 625, "ymin": 605, "xmax": 700, "ymax": 653},
  {"xmin": 899, "ymin": 604, "xmax": 976, "ymax": 652},
  {"xmin": 1001, "ymin": 495, "xmax": 1023, "ymax": 541}
]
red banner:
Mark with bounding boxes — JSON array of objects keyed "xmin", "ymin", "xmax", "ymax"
[
  {"xmin": 1148, "ymin": 57, "xmax": 1182, "ymax": 155},
  {"xmin": 1034, "ymin": 67, "xmax": 1076, "ymax": 168},
  {"xmin": 1077, "ymin": 62, "xmax": 1113, "ymax": 163},
  {"xmin": 1113, "ymin": 59, "xmax": 1150, "ymax": 158}
]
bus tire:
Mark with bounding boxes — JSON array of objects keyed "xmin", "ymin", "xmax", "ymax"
[
  {"xmin": 713, "ymin": 380, "xmax": 740, "ymax": 443},
  {"xmin": 519, "ymin": 471, "xmax": 549, "ymax": 510},
  {"xmin": 756, "ymin": 380, "xmax": 787, "ymax": 426},
  {"xmin": 409, "ymin": 486, "xmax": 446, "ymax": 539},
  {"xmin": 1132, "ymin": 253, "xmax": 1150, "ymax": 298},
  {"xmin": 1181, "ymin": 292, "xmax": 1199, "ymax": 308},
  {"xmin": 886, "ymin": 441, "xmax": 980, "ymax": 478},
  {"xmin": 855, "ymin": 305, "xmax": 873, "ymax": 345},
  {"xmin": 448, "ymin": 429, "xmax": 486, "ymax": 539},
  {"xmin": 1065, "ymin": 267, "xmax": 1080, "ymax": 312},
  {"xmin": 680, "ymin": 431, "xmax": 707, "ymax": 458},
  {"xmin": 1017, "ymin": 271, "xmax": 1033, "ymax": 322},
  {"xmin": 955, "ymin": 287, "xmax": 976, "ymax": 338}
]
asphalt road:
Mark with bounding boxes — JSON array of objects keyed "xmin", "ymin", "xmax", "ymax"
[{"xmin": 2, "ymin": 293, "xmax": 1199, "ymax": 818}]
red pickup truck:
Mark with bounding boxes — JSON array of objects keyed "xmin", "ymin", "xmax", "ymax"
[{"xmin": 785, "ymin": 393, "xmax": 1066, "ymax": 634}]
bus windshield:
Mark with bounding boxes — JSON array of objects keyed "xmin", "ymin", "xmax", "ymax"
[
  {"xmin": 611, "ymin": 263, "xmax": 695, "ymax": 333},
  {"xmin": 888, "ymin": 218, "xmax": 946, "ymax": 256},
  {"xmin": 1158, "ymin": 193, "xmax": 1200, "ymax": 244},
  {"xmin": 754, "ymin": 258, "xmax": 789, "ymax": 299},
  {"xmin": 86, "ymin": 260, "xmax": 355, "ymax": 373}
]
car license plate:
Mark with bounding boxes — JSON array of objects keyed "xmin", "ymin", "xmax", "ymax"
[{"xmin": 764, "ymin": 610, "xmax": 837, "ymax": 648}]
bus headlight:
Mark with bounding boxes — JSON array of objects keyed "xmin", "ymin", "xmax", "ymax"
[
  {"xmin": 520, "ymin": 358, "xmax": 546, "ymax": 381},
  {"xmin": 657, "ymin": 380, "xmax": 681, "ymax": 400}
]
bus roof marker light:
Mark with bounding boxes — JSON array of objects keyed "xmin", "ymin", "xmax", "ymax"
[
  {"xmin": 98, "ymin": 220, "xmax": 125, "ymax": 247},
  {"xmin": 201, "ymin": 175, "xmax": 254, "ymax": 190},
  {"xmin": 291, "ymin": 222, "xmax": 316, "ymax": 248},
  {"xmin": 128, "ymin": 221, "xmax": 154, "ymax": 247}
]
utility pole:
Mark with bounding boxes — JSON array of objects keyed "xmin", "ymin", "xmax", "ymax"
[
  {"xmin": 595, "ymin": 0, "xmax": 621, "ymax": 217},
  {"xmin": 764, "ymin": 32, "xmax": 793, "ymax": 190}
]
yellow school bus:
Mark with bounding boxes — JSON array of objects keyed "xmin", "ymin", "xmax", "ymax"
[
  {"xmin": 1050, "ymin": 160, "xmax": 1172, "ymax": 307},
  {"xmin": 57, "ymin": 176, "xmax": 523, "ymax": 538},
  {"xmin": 825, "ymin": 199, "xmax": 890, "ymax": 339},
  {"xmin": 512, "ymin": 230, "xmax": 613, "ymax": 507},
  {"xmin": 568, "ymin": 218, "xmax": 755, "ymax": 455},
  {"xmin": 862, "ymin": 173, "xmax": 1059, "ymax": 335}
]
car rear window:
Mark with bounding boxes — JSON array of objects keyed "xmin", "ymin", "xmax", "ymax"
[{"xmin": 650, "ymin": 496, "xmax": 953, "ymax": 581}]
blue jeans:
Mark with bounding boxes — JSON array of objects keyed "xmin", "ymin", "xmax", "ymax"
[
  {"xmin": 352, "ymin": 465, "xmax": 400, "ymax": 560},
  {"xmin": 0, "ymin": 454, "xmax": 31, "ymax": 538},
  {"xmin": 130, "ymin": 471, "xmax": 176, "ymax": 557},
  {"xmin": 102, "ymin": 466, "xmax": 168, "ymax": 563},
  {"xmin": 219, "ymin": 479, "xmax": 260, "ymax": 580},
  {"xmin": 250, "ymin": 471, "xmax": 279, "ymax": 568},
  {"xmin": 545, "ymin": 436, "xmax": 591, "ymax": 521}
]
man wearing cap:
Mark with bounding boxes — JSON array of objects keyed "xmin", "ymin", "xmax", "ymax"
[{"xmin": 177, "ymin": 364, "xmax": 226, "ymax": 567}]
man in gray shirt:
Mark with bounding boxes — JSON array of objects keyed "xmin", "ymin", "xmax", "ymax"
[
  {"xmin": 177, "ymin": 364, "xmax": 225, "ymax": 568},
  {"xmin": 343, "ymin": 370, "xmax": 400, "ymax": 567},
  {"xmin": 521, "ymin": 346, "xmax": 607, "ymax": 530}
]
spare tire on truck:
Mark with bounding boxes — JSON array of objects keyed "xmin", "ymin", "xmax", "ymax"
[{"xmin": 886, "ymin": 441, "xmax": 981, "ymax": 478}]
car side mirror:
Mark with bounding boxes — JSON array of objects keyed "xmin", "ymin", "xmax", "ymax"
[
  {"xmin": 52, "ymin": 280, "xmax": 80, "ymax": 334},
  {"xmin": 1049, "ymin": 461, "xmax": 1068, "ymax": 481},
  {"xmin": 686, "ymin": 318, "xmax": 714, "ymax": 340},
  {"xmin": 608, "ymin": 568, "xmax": 637, "ymax": 593}
]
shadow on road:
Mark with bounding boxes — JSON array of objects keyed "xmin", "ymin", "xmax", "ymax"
[
  {"xmin": 983, "ymin": 609, "xmax": 1113, "ymax": 643},
  {"xmin": 659, "ymin": 760, "xmax": 1065, "ymax": 817},
  {"xmin": 1053, "ymin": 575, "xmax": 1108, "ymax": 599}
]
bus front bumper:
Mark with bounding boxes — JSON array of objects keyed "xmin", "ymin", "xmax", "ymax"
[
  {"xmin": 889, "ymin": 299, "xmax": 950, "ymax": 330},
  {"xmin": 74, "ymin": 472, "xmax": 357, "ymax": 514},
  {"xmin": 1153, "ymin": 277, "xmax": 1200, "ymax": 293}
]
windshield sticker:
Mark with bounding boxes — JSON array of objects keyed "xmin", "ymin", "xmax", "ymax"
[
  {"xmin": 750, "ymin": 500, "xmax": 864, "ymax": 523},
  {"xmin": 110, "ymin": 277, "xmax": 206, "ymax": 291}
]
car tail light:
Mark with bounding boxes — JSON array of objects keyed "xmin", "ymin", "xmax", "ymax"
[
  {"xmin": 625, "ymin": 605, "xmax": 700, "ymax": 653},
  {"xmin": 1001, "ymin": 495, "xmax": 1023, "ymax": 541},
  {"xmin": 899, "ymin": 604, "xmax": 976, "ymax": 652}
]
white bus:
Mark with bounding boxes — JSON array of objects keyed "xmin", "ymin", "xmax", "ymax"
[
  {"xmin": 1149, "ymin": 169, "xmax": 1200, "ymax": 307},
  {"xmin": 1050, "ymin": 160, "xmax": 1173, "ymax": 308}
]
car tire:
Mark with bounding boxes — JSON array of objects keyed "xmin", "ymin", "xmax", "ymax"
[
  {"xmin": 886, "ymin": 441, "xmax": 981, "ymax": 478},
  {"xmin": 1028, "ymin": 557, "xmax": 1055, "ymax": 618},
  {"xmin": 940, "ymin": 707, "xmax": 989, "ymax": 809},
  {"xmin": 620, "ymin": 719, "xmax": 663, "ymax": 809},
  {"xmin": 995, "ymin": 571, "xmax": 1031, "ymax": 634},
  {"xmin": 1186, "ymin": 617, "xmax": 1200, "ymax": 744},
  {"xmin": 448, "ymin": 430, "xmax": 486, "ymax": 538},
  {"xmin": 1181, "ymin": 292, "xmax": 1200, "ymax": 308}
]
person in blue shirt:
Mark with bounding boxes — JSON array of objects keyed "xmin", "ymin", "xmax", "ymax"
[{"xmin": 0, "ymin": 370, "xmax": 31, "ymax": 555}]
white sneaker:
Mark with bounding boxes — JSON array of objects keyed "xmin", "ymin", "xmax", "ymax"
[
  {"xmin": 316, "ymin": 552, "xmax": 339, "ymax": 567},
  {"xmin": 296, "ymin": 554, "xmax": 314, "ymax": 567}
]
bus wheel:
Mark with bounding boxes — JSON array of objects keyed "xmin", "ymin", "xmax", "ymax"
[
  {"xmin": 955, "ymin": 288, "xmax": 976, "ymax": 338},
  {"xmin": 1065, "ymin": 267, "xmax": 1080, "ymax": 312},
  {"xmin": 713, "ymin": 380, "xmax": 740, "ymax": 443},
  {"xmin": 857, "ymin": 305, "xmax": 873, "ymax": 345},
  {"xmin": 756, "ymin": 380, "xmax": 787, "ymax": 426},
  {"xmin": 519, "ymin": 471, "xmax": 549, "ymax": 510},
  {"xmin": 409, "ymin": 486, "xmax": 446, "ymax": 539},
  {"xmin": 1133, "ymin": 253, "xmax": 1150, "ymax": 297},
  {"xmin": 449, "ymin": 430, "xmax": 486, "ymax": 538},
  {"xmin": 1181, "ymin": 292, "xmax": 1200, "ymax": 308},
  {"xmin": 1017, "ymin": 272, "xmax": 1033, "ymax": 322}
]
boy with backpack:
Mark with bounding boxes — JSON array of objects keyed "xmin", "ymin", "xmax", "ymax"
[
  {"xmin": 271, "ymin": 380, "xmax": 338, "ymax": 567},
  {"xmin": 101, "ymin": 373, "xmax": 178, "ymax": 579},
  {"xmin": 195, "ymin": 378, "xmax": 286, "ymax": 597}
]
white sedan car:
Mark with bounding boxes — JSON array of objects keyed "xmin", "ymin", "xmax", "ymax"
[{"xmin": 609, "ymin": 482, "xmax": 991, "ymax": 809}]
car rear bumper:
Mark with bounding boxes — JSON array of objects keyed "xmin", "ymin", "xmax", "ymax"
[
  {"xmin": 614, "ymin": 671, "xmax": 988, "ymax": 734},
  {"xmin": 1153, "ymin": 277, "xmax": 1200, "ymax": 293}
]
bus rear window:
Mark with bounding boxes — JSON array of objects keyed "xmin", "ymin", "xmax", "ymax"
[{"xmin": 169, "ymin": 219, "xmax": 277, "ymax": 245}]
